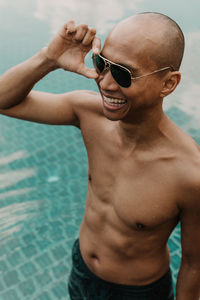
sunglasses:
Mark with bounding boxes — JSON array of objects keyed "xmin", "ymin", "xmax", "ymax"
[{"xmin": 92, "ymin": 53, "xmax": 174, "ymax": 88}]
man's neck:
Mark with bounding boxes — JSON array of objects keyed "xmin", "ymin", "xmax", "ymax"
[{"xmin": 117, "ymin": 104, "xmax": 167, "ymax": 147}]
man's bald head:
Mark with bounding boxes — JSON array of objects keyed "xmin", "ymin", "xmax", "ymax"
[{"xmin": 108, "ymin": 12, "xmax": 185, "ymax": 72}]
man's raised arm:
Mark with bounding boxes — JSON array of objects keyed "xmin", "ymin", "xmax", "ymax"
[{"xmin": 0, "ymin": 20, "xmax": 100, "ymax": 117}]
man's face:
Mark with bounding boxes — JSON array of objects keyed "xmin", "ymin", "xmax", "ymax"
[{"xmin": 96, "ymin": 16, "xmax": 166, "ymax": 122}]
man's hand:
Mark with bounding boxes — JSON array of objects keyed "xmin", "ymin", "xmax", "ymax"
[
  {"xmin": 0, "ymin": 20, "xmax": 100, "ymax": 110},
  {"xmin": 44, "ymin": 20, "xmax": 101, "ymax": 79}
]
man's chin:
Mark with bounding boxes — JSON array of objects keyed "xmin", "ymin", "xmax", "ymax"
[
  {"xmin": 102, "ymin": 107, "xmax": 124, "ymax": 121},
  {"xmin": 104, "ymin": 115, "xmax": 120, "ymax": 121}
]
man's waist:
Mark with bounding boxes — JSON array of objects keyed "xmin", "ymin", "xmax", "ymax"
[
  {"xmin": 73, "ymin": 238, "xmax": 171, "ymax": 288},
  {"xmin": 78, "ymin": 233, "xmax": 170, "ymax": 286}
]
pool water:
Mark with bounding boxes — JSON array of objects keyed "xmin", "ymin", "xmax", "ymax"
[{"xmin": 0, "ymin": 0, "xmax": 199, "ymax": 299}]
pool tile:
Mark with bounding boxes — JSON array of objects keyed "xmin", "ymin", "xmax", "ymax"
[
  {"xmin": 7, "ymin": 250, "xmax": 22, "ymax": 267},
  {"xmin": 3, "ymin": 270, "xmax": 20, "ymax": 288},
  {"xmin": 1, "ymin": 288, "xmax": 20, "ymax": 300},
  {"xmin": 36, "ymin": 291, "xmax": 53, "ymax": 300},
  {"xmin": 22, "ymin": 232, "xmax": 36, "ymax": 244},
  {"xmin": 51, "ymin": 281, "xmax": 68, "ymax": 299},
  {"xmin": 52, "ymin": 245, "xmax": 66, "ymax": 261},
  {"xmin": 52, "ymin": 262, "xmax": 68, "ymax": 279},
  {"xmin": 36, "ymin": 239, "xmax": 52, "ymax": 251},
  {"xmin": 0, "ymin": 260, "xmax": 8, "ymax": 273},
  {"xmin": 21, "ymin": 244, "xmax": 38, "ymax": 258},
  {"xmin": 20, "ymin": 261, "xmax": 38, "ymax": 278},
  {"xmin": 35, "ymin": 252, "xmax": 53, "ymax": 268},
  {"xmin": 6, "ymin": 238, "xmax": 20, "ymax": 252},
  {"xmin": 18, "ymin": 278, "xmax": 36, "ymax": 297},
  {"xmin": 0, "ymin": 280, "xmax": 5, "ymax": 292},
  {"xmin": 35, "ymin": 270, "xmax": 53, "ymax": 287}
]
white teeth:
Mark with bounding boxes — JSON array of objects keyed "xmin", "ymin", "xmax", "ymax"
[{"xmin": 104, "ymin": 96, "xmax": 127, "ymax": 106}]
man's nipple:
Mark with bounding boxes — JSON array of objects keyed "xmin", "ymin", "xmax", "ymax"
[{"xmin": 136, "ymin": 222, "xmax": 145, "ymax": 230}]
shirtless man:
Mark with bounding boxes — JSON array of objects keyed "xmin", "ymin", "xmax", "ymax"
[{"xmin": 0, "ymin": 12, "xmax": 200, "ymax": 300}]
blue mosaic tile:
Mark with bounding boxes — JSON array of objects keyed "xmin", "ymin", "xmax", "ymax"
[
  {"xmin": 6, "ymin": 238, "xmax": 20, "ymax": 252},
  {"xmin": 22, "ymin": 232, "xmax": 36, "ymax": 245},
  {"xmin": 35, "ymin": 252, "xmax": 54, "ymax": 269},
  {"xmin": 0, "ymin": 260, "xmax": 9, "ymax": 273},
  {"xmin": 51, "ymin": 245, "xmax": 66, "ymax": 261},
  {"xmin": 21, "ymin": 244, "xmax": 38, "ymax": 258},
  {"xmin": 171, "ymin": 253, "xmax": 181, "ymax": 270},
  {"xmin": 64, "ymin": 224, "xmax": 77, "ymax": 239},
  {"xmin": 36, "ymin": 239, "xmax": 52, "ymax": 251},
  {"xmin": 166, "ymin": 106, "xmax": 191, "ymax": 126},
  {"xmin": 7, "ymin": 250, "xmax": 22, "ymax": 267},
  {"xmin": 3, "ymin": 270, "xmax": 20, "ymax": 288},
  {"xmin": 36, "ymin": 225, "xmax": 49, "ymax": 236},
  {"xmin": 36, "ymin": 291, "xmax": 53, "ymax": 300},
  {"xmin": 51, "ymin": 232, "xmax": 65, "ymax": 242},
  {"xmin": 52, "ymin": 262, "xmax": 68, "ymax": 279},
  {"xmin": 51, "ymin": 281, "xmax": 68, "ymax": 299},
  {"xmin": 19, "ymin": 261, "xmax": 38, "ymax": 278},
  {"xmin": 0, "ymin": 280, "xmax": 5, "ymax": 292},
  {"xmin": 35, "ymin": 270, "xmax": 53, "ymax": 288},
  {"xmin": 18, "ymin": 278, "xmax": 36, "ymax": 297},
  {"xmin": 1, "ymin": 288, "xmax": 20, "ymax": 300},
  {"xmin": 0, "ymin": 245, "xmax": 7, "ymax": 257}
]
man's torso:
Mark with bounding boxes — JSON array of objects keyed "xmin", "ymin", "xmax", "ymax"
[{"xmin": 75, "ymin": 92, "xmax": 200, "ymax": 285}]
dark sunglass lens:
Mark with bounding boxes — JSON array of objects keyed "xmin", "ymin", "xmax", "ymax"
[
  {"xmin": 111, "ymin": 65, "xmax": 131, "ymax": 88},
  {"xmin": 95, "ymin": 55, "xmax": 105, "ymax": 73}
]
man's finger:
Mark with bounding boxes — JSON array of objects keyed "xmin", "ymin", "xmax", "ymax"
[
  {"xmin": 78, "ymin": 64, "xmax": 99, "ymax": 79},
  {"xmin": 83, "ymin": 67, "xmax": 99, "ymax": 79},
  {"xmin": 60, "ymin": 20, "xmax": 76, "ymax": 39},
  {"xmin": 64, "ymin": 20, "xmax": 76, "ymax": 32},
  {"xmin": 74, "ymin": 24, "xmax": 89, "ymax": 41},
  {"xmin": 92, "ymin": 36, "xmax": 101, "ymax": 54},
  {"xmin": 82, "ymin": 28, "xmax": 96, "ymax": 46}
]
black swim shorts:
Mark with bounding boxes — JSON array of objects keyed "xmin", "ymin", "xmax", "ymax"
[{"xmin": 68, "ymin": 239, "xmax": 174, "ymax": 300}]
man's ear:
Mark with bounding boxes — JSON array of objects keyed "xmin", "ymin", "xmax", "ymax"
[{"xmin": 160, "ymin": 72, "xmax": 181, "ymax": 98}]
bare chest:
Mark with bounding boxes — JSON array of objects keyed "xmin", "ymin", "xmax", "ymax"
[
  {"xmin": 81, "ymin": 121, "xmax": 182, "ymax": 230},
  {"xmin": 88, "ymin": 154, "xmax": 180, "ymax": 229}
]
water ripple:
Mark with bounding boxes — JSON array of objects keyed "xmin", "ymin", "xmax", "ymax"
[
  {"xmin": 0, "ymin": 150, "xmax": 28, "ymax": 166},
  {"xmin": 0, "ymin": 168, "xmax": 35, "ymax": 189},
  {"xmin": 0, "ymin": 201, "xmax": 38, "ymax": 243}
]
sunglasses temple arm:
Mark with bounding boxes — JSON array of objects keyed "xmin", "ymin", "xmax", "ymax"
[{"xmin": 131, "ymin": 66, "xmax": 173, "ymax": 80}]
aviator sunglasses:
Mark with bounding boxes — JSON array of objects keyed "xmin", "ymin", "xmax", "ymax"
[{"xmin": 92, "ymin": 53, "xmax": 174, "ymax": 88}]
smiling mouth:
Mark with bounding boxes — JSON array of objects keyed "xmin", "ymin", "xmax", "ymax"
[{"xmin": 103, "ymin": 95, "xmax": 128, "ymax": 110}]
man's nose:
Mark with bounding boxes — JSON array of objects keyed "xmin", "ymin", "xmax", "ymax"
[{"xmin": 98, "ymin": 69, "xmax": 118, "ymax": 90}]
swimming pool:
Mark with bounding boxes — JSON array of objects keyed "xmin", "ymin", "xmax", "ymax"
[{"xmin": 0, "ymin": 0, "xmax": 199, "ymax": 299}]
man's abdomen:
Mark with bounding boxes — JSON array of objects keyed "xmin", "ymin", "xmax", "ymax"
[{"xmin": 79, "ymin": 215, "xmax": 171, "ymax": 286}]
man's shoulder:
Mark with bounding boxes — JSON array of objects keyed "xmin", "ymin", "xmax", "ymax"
[
  {"xmin": 175, "ymin": 125, "xmax": 200, "ymax": 167},
  {"xmin": 64, "ymin": 89, "xmax": 101, "ymax": 104},
  {"xmin": 64, "ymin": 89, "xmax": 103, "ymax": 116},
  {"xmin": 166, "ymin": 117, "xmax": 200, "ymax": 160}
]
